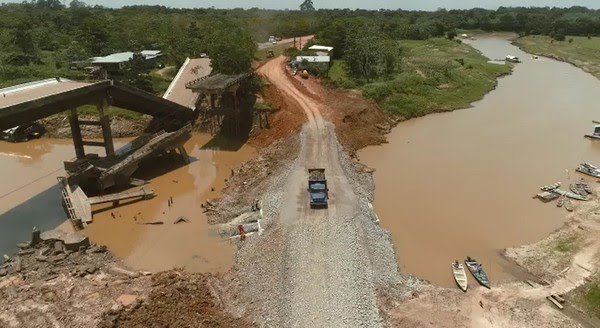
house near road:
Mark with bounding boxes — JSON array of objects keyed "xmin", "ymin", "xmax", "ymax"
[
  {"xmin": 296, "ymin": 55, "xmax": 331, "ymax": 72},
  {"xmin": 308, "ymin": 45, "xmax": 334, "ymax": 56},
  {"xmin": 92, "ymin": 50, "xmax": 163, "ymax": 73}
]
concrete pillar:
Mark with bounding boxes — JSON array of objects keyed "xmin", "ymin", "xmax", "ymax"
[
  {"xmin": 69, "ymin": 108, "xmax": 85, "ymax": 159},
  {"xmin": 97, "ymin": 98, "xmax": 115, "ymax": 156}
]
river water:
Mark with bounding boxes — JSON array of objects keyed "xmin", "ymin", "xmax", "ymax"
[
  {"xmin": 0, "ymin": 133, "xmax": 255, "ymax": 273},
  {"xmin": 358, "ymin": 36, "xmax": 600, "ymax": 287}
]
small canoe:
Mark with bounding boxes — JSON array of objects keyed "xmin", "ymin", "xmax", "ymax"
[
  {"xmin": 569, "ymin": 184, "xmax": 582, "ymax": 195},
  {"xmin": 540, "ymin": 182, "xmax": 561, "ymax": 191},
  {"xmin": 577, "ymin": 164, "xmax": 600, "ymax": 178},
  {"xmin": 550, "ymin": 188, "xmax": 589, "ymax": 201},
  {"xmin": 556, "ymin": 196, "xmax": 565, "ymax": 207},
  {"xmin": 452, "ymin": 261, "xmax": 468, "ymax": 292},
  {"xmin": 578, "ymin": 179, "xmax": 592, "ymax": 194},
  {"xmin": 465, "ymin": 257, "xmax": 491, "ymax": 289},
  {"xmin": 565, "ymin": 199, "xmax": 574, "ymax": 212}
]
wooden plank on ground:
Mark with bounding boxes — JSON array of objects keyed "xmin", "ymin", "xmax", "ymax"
[
  {"xmin": 547, "ymin": 296, "xmax": 564, "ymax": 310},
  {"xmin": 551, "ymin": 294, "xmax": 565, "ymax": 303}
]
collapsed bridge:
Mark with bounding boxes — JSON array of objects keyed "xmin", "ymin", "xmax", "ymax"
[{"xmin": 0, "ymin": 78, "xmax": 197, "ymax": 227}]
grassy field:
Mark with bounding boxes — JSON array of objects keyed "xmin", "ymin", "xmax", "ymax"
[
  {"xmin": 584, "ymin": 280, "xmax": 600, "ymax": 318},
  {"xmin": 342, "ymin": 38, "xmax": 512, "ymax": 119},
  {"xmin": 554, "ymin": 234, "xmax": 581, "ymax": 253},
  {"xmin": 514, "ymin": 35, "xmax": 600, "ymax": 79}
]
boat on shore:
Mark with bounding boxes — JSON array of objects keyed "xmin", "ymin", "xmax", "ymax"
[
  {"xmin": 465, "ymin": 257, "xmax": 491, "ymax": 289},
  {"xmin": 577, "ymin": 179, "xmax": 592, "ymax": 194},
  {"xmin": 577, "ymin": 163, "xmax": 600, "ymax": 178},
  {"xmin": 540, "ymin": 182, "xmax": 561, "ymax": 191},
  {"xmin": 565, "ymin": 199, "xmax": 574, "ymax": 212},
  {"xmin": 556, "ymin": 195, "xmax": 565, "ymax": 207},
  {"xmin": 569, "ymin": 184, "xmax": 581, "ymax": 195},
  {"xmin": 452, "ymin": 261, "xmax": 468, "ymax": 292},
  {"xmin": 550, "ymin": 188, "xmax": 589, "ymax": 201}
]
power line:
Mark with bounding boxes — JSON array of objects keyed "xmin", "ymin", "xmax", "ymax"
[{"xmin": 0, "ymin": 167, "xmax": 64, "ymax": 200}]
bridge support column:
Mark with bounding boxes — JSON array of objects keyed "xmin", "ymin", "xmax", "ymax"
[
  {"xmin": 69, "ymin": 109, "xmax": 85, "ymax": 159},
  {"xmin": 97, "ymin": 98, "xmax": 115, "ymax": 157}
]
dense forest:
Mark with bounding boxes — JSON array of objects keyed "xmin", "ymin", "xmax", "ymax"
[{"xmin": 1, "ymin": 1, "xmax": 600, "ymax": 88}]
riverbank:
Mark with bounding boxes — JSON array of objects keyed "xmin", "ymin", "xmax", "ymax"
[
  {"xmin": 329, "ymin": 37, "xmax": 512, "ymax": 120},
  {"xmin": 513, "ymin": 35, "xmax": 600, "ymax": 80}
]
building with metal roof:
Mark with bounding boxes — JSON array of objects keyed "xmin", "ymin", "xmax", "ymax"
[
  {"xmin": 92, "ymin": 50, "xmax": 163, "ymax": 73},
  {"xmin": 308, "ymin": 45, "xmax": 334, "ymax": 52}
]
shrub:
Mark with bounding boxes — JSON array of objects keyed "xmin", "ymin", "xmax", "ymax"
[
  {"xmin": 362, "ymin": 82, "xmax": 394, "ymax": 102},
  {"xmin": 553, "ymin": 33, "xmax": 566, "ymax": 41}
]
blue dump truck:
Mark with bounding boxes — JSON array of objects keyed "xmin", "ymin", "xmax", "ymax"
[{"xmin": 308, "ymin": 168, "xmax": 328, "ymax": 208}]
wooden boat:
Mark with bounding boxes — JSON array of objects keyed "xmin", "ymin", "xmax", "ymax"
[
  {"xmin": 569, "ymin": 184, "xmax": 582, "ymax": 195},
  {"xmin": 465, "ymin": 257, "xmax": 491, "ymax": 289},
  {"xmin": 540, "ymin": 182, "xmax": 561, "ymax": 191},
  {"xmin": 550, "ymin": 188, "xmax": 589, "ymax": 201},
  {"xmin": 452, "ymin": 261, "xmax": 468, "ymax": 292},
  {"xmin": 565, "ymin": 199, "xmax": 574, "ymax": 212},
  {"xmin": 578, "ymin": 179, "xmax": 592, "ymax": 194},
  {"xmin": 556, "ymin": 195, "xmax": 565, "ymax": 207},
  {"xmin": 577, "ymin": 166, "xmax": 600, "ymax": 178}
]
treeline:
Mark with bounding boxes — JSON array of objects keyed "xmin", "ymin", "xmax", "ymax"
[{"xmin": 1, "ymin": 1, "xmax": 599, "ymax": 86}]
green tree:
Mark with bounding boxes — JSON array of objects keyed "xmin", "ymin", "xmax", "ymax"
[
  {"xmin": 121, "ymin": 53, "xmax": 154, "ymax": 92},
  {"xmin": 446, "ymin": 29, "xmax": 457, "ymax": 40},
  {"xmin": 203, "ymin": 20, "xmax": 256, "ymax": 74},
  {"xmin": 344, "ymin": 24, "xmax": 400, "ymax": 82},
  {"xmin": 300, "ymin": 0, "xmax": 315, "ymax": 11}
]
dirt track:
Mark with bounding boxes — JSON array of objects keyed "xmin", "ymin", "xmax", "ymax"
[{"xmin": 247, "ymin": 56, "xmax": 397, "ymax": 326}]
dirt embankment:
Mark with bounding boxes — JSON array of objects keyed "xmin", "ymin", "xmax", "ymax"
[{"xmin": 286, "ymin": 74, "xmax": 396, "ymax": 156}]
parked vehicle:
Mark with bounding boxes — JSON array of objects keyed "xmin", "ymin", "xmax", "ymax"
[
  {"xmin": 308, "ymin": 168, "xmax": 328, "ymax": 208},
  {"xmin": 1, "ymin": 122, "xmax": 45, "ymax": 142}
]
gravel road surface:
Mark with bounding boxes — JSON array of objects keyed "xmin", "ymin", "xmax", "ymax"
[{"xmin": 237, "ymin": 56, "xmax": 402, "ymax": 327}]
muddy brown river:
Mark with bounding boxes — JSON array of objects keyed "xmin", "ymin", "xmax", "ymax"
[
  {"xmin": 358, "ymin": 36, "xmax": 600, "ymax": 287},
  {"xmin": 0, "ymin": 133, "xmax": 255, "ymax": 273}
]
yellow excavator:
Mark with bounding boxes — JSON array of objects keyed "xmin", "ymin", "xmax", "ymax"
[{"xmin": 299, "ymin": 70, "xmax": 309, "ymax": 79}]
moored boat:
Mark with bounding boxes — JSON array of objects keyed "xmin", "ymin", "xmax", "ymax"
[
  {"xmin": 550, "ymin": 188, "xmax": 589, "ymax": 201},
  {"xmin": 577, "ymin": 163, "xmax": 600, "ymax": 178},
  {"xmin": 540, "ymin": 182, "xmax": 561, "ymax": 191},
  {"xmin": 465, "ymin": 256, "xmax": 491, "ymax": 289},
  {"xmin": 578, "ymin": 179, "xmax": 592, "ymax": 194},
  {"xmin": 556, "ymin": 195, "xmax": 565, "ymax": 207},
  {"xmin": 452, "ymin": 260, "xmax": 468, "ymax": 292},
  {"xmin": 569, "ymin": 184, "xmax": 582, "ymax": 195},
  {"xmin": 565, "ymin": 199, "xmax": 574, "ymax": 212}
]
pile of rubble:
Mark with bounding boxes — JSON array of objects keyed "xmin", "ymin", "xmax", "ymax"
[
  {"xmin": 1, "ymin": 229, "xmax": 111, "ymax": 281},
  {"xmin": 98, "ymin": 270, "xmax": 252, "ymax": 328}
]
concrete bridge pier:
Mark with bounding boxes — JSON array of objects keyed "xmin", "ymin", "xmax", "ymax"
[{"xmin": 68, "ymin": 98, "xmax": 115, "ymax": 159}]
